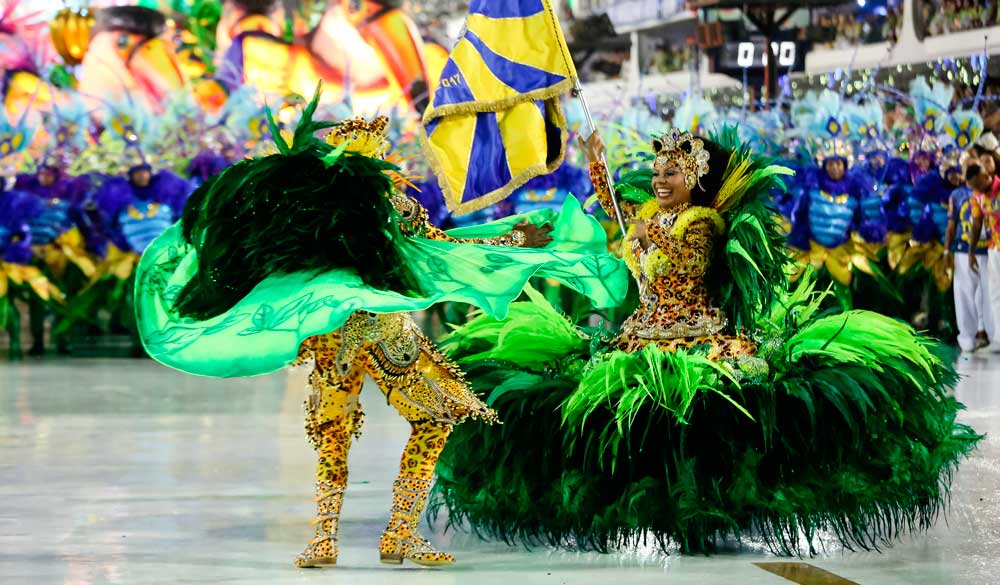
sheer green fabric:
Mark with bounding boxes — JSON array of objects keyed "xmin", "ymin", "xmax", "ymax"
[
  {"xmin": 443, "ymin": 201, "xmax": 607, "ymax": 256},
  {"xmin": 135, "ymin": 197, "xmax": 626, "ymax": 378}
]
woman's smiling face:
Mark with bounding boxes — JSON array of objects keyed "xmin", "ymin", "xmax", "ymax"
[{"xmin": 651, "ymin": 162, "xmax": 692, "ymax": 210}]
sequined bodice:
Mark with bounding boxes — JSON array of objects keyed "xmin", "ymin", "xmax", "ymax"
[
  {"xmin": 620, "ymin": 209, "xmax": 727, "ymax": 342},
  {"xmin": 588, "ymin": 160, "xmax": 754, "ymax": 360}
]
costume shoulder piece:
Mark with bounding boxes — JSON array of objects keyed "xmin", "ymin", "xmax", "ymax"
[
  {"xmin": 704, "ymin": 126, "xmax": 794, "ymax": 332},
  {"xmin": 671, "ymin": 206, "xmax": 725, "ymax": 238}
]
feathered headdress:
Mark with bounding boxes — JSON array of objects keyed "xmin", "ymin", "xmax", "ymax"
[
  {"xmin": 793, "ymin": 90, "xmax": 854, "ymax": 165},
  {"xmin": 909, "ymin": 76, "xmax": 954, "ymax": 135},
  {"xmin": 845, "ymin": 99, "xmax": 885, "ymax": 154},
  {"xmin": 938, "ymin": 109, "xmax": 984, "ymax": 176},
  {"xmin": 738, "ymin": 109, "xmax": 785, "ymax": 155},
  {"xmin": 40, "ymin": 92, "xmax": 92, "ymax": 169},
  {"xmin": 324, "ymin": 114, "xmax": 421, "ymax": 190},
  {"xmin": 0, "ymin": 110, "xmax": 35, "ymax": 161},
  {"xmin": 652, "ymin": 130, "xmax": 711, "ymax": 190},
  {"xmin": 325, "ymin": 116, "xmax": 391, "ymax": 160},
  {"xmin": 154, "ymin": 90, "xmax": 209, "ymax": 168},
  {"xmin": 943, "ymin": 109, "xmax": 984, "ymax": 150},
  {"xmin": 673, "ymin": 95, "xmax": 719, "ymax": 136},
  {"xmin": 101, "ymin": 96, "xmax": 162, "ymax": 173},
  {"xmin": 208, "ymin": 85, "xmax": 269, "ymax": 150}
]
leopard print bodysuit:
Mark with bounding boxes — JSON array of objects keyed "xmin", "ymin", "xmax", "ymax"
[
  {"xmin": 293, "ymin": 191, "xmax": 518, "ymax": 567},
  {"xmin": 590, "ymin": 160, "xmax": 756, "ymax": 360}
]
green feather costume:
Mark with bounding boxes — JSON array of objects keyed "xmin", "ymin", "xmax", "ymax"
[
  {"xmin": 133, "ymin": 94, "xmax": 629, "ymax": 377},
  {"xmin": 431, "ymin": 127, "xmax": 980, "ymax": 555}
]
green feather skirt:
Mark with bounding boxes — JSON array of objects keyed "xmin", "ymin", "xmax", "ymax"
[
  {"xmin": 431, "ymin": 286, "xmax": 981, "ymax": 555},
  {"xmin": 134, "ymin": 197, "xmax": 628, "ymax": 378}
]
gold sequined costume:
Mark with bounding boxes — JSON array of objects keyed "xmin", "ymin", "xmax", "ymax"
[
  {"xmin": 294, "ymin": 310, "xmax": 496, "ymax": 568},
  {"xmin": 293, "ymin": 117, "xmax": 521, "ymax": 568},
  {"xmin": 590, "ymin": 160, "xmax": 756, "ymax": 360}
]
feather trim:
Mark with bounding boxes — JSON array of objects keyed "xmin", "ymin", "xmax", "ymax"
[
  {"xmin": 636, "ymin": 199, "xmax": 660, "ymax": 220},
  {"xmin": 433, "ymin": 290, "xmax": 978, "ymax": 556},
  {"xmin": 670, "ymin": 207, "xmax": 724, "ymax": 238},
  {"xmin": 714, "ymin": 155, "xmax": 794, "ymax": 215}
]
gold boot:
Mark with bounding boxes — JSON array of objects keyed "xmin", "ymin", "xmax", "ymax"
[
  {"xmin": 294, "ymin": 334, "xmax": 364, "ymax": 569},
  {"xmin": 295, "ymin": 481, "xmax": 344, "ymax": 567},
  {"xmin": 379, "ymin": 477, "xmax": 455, "ymax": 566}
]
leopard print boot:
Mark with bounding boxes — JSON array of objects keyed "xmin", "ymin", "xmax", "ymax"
[
  {"xmin": 378, "ymin": 477, "xmax": 455, "ymax": 566},
  {"xmin": 294, "ymin": 481, "xmax": 344, "ymax": 567},
  {"xmin": 295, "ymin": 413, "xmax": 356, "ymax": 568}
]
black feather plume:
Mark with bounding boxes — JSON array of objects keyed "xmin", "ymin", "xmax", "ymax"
[{"xmin": 173, "ymin": 90, "xmax": 420, "ymax": 320}]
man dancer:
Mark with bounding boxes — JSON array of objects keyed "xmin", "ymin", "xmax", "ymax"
[
  {"xmin": 946, "ymin": 152, "xmax": 993, "ymax": 352},
  {"xmin": 968, "ymin": 134, "xmax": 1000, "ymax": 352}
]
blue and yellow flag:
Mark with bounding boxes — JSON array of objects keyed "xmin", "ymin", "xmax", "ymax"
[{"xmin": 421, "ymin": 0, "xmax": 577, "ymax": 216}]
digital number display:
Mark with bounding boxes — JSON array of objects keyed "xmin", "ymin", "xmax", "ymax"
[
  {"xmin": 735, "ymin": 41, "xmax": 797, "ymax": 67},
  {"xmin": 718, "ymin": 39, "xmax": 802, "ymax": 71}
]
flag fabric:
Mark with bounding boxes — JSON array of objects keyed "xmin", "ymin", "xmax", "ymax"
[{"xmin": 421, "ymin": 0, "xmax": 578, "ymax": 216}]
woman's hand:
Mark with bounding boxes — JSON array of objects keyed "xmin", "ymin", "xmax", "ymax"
[
  {"xmin": 513, "ymin": 220, "xmax": 554, "ymax": 248},
  {"xmin": 626, "ymin": 219, "xmax": 650, "ymax": 248},
  {"xmin": 577, "ymin": 131, "xmax": 605, "ymax": 164}
]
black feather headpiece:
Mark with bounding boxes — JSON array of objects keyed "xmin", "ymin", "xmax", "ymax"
[{"xmin": 174, "ymin": 87, "xmax": 421, "ymax": 320}]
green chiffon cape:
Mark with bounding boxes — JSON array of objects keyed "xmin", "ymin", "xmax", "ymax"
[{"xmin": 134, "ymin": 197, "xmax": 627, "ymax": 378}]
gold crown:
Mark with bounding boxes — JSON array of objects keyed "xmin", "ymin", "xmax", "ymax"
[
  {"xmin": 325, "ymin": 116, "xmax": 421, "ymax": 190},
  {"xmin": 815, "ymin": 138, "xmax": 854, "ymax": 166},
  {"xmin": 325, "ymin": 117, "xmax": 390, "ymax": 159},
  {"xmin": 652, "ymin": 130, "xmax": 711, "ymax": 190}
]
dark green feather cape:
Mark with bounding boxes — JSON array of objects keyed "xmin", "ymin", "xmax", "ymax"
[{"xmin": 430, "ymin": 127, "xmax": 979, "ymax": 555}]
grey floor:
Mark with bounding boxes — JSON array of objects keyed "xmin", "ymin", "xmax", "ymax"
[{"xmin": 1, "ymin": 353, "xmax": 998, "ymax": 585}]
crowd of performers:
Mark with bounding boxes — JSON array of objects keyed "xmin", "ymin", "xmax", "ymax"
[
  {"xmin": 0, "ymin": 87, "xmax": 257, "ymax": 355},
  {"xmin": 2, "ymin": 0, "xmax": 997, "ymax": 357},
  {"xmin": 2, "ymin": 71, "xmax": 996, "ymax": 562},
  {"xmin": 776, "ymin": 80, "xmax": 1000, "ymax": 355},
  {"xmin": 6, "ymin": 73, "xmax": 998, "ymax": 356}
]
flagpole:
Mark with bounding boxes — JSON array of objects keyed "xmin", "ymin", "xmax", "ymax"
[{"xmin": 572, "ymin": 81, "xmax": 628, "ymax": 235}]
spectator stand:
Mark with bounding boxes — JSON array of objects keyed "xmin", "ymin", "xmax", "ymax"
[
  {"xmin": 917, "ymin": 0, "xmax": 1000, "ymax": 38},
  {"xmin": 689, "ymin": 0, "xmax": 860, "ymax": 102},
  {"xmin": 573, "ymin": 1, "xmax": 740, "ymax": 112},
  {"xmin": 806, "ymin": 0, "xmax": 1000, "ymax": 76}
]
